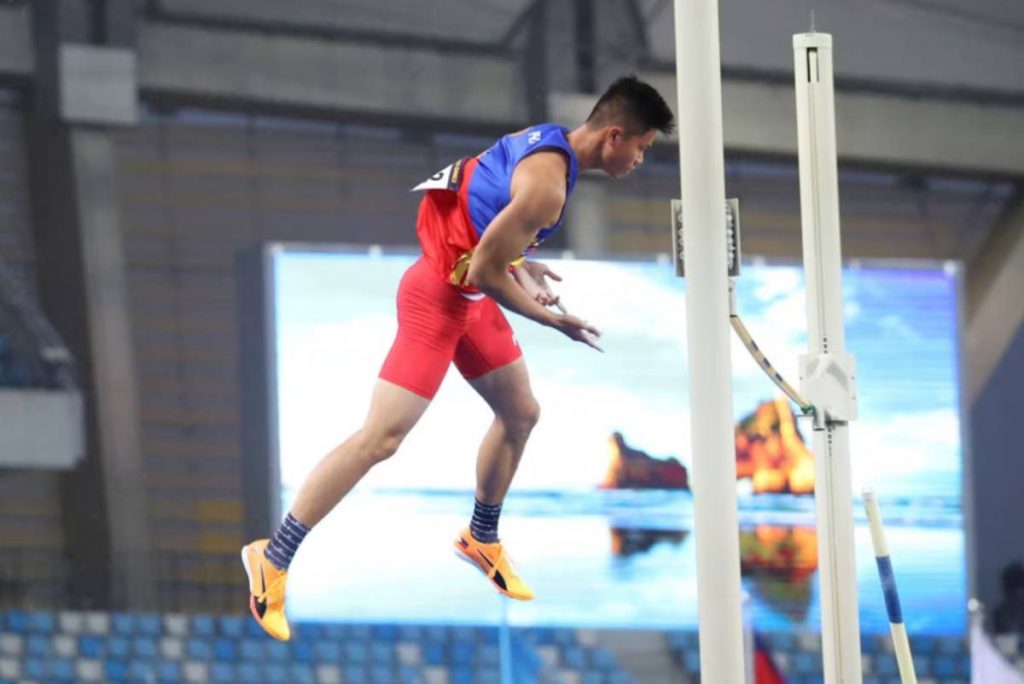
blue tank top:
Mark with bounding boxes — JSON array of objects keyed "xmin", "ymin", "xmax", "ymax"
[{"xmin": 466, "ymin": 124, "xmax": 580, "ymax": 249}]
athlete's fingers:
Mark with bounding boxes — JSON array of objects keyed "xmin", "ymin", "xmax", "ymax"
[{"xmin": 580, "ymin": 331, "xmax": 604, "ymax": 353}]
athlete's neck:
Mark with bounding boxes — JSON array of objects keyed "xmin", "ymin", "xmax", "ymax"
[{"xmin": 565, "ymin": 124, "xmax": 605, "ymax": 172}]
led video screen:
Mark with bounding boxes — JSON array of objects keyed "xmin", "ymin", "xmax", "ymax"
[{"xmin": 272, "ymin": 248, "xmax": 964, "ymax": 634}]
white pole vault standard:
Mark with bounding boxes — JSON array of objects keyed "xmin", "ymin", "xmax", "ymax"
[
  {"xmin": 793, "ymin": 33, "xmax": 863, "ymax": 684},
  {"xmin": 863, "ymin": 490, "xmax": 918, "ymax": 684},
  {"xmin": 675, "ymin": 1, "xmax": 746, "ymax": 681}
]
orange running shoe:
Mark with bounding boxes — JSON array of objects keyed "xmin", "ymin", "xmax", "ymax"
[
  {"xmin": 453, "ymin": 527, "xmax": 535, "ymax": 601},
  {"xmin": 240, "ymin": 539, "xmax": 291, "ymax": 641}
]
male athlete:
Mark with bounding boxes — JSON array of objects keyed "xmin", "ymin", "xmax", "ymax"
[{"xmin": 242, "ymin": 75, "xmax": 674, "ymax": 640}]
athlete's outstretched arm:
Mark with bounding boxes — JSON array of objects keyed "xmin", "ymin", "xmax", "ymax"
[{"xmin": 466, "ymin": 152, "xmax": 601, "ymax": 350}]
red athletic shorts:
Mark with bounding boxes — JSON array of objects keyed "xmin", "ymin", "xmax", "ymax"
[{"xmin": 378, "ymin": 257, "xmax": 522, "ymax": 399}]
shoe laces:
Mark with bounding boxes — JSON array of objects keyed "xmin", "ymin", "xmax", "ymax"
[
  {"xmin": 257, "ymin": 574, "xmax": 287, "ymax": 607},
  {"xmin": 490, "ymin": 544, "xmax": 521, "ymax": 579}
]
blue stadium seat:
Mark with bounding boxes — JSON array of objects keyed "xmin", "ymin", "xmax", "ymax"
[
  {"xmin": 210, "ymin": 662, "xmax": 237, "ymax": 683},
  {"xmin": 315, "ymin": 640, "xmax": 342, "ymax": 661},
  {"xmin": 563, "ymin": 646, "xmax": 586, "ymax": 670},
  {"xmin": 104, "ymin": 658, "xmax": 128, "ymax": 681},
  {"xmin": 913, "ymin": 635, "xmax": 938, "ymax": 654},
  {"xmin": 424, "ymin": 626, "xmax": 448, "ymax": 642},
  {"xmin": 591, "ymin": 648, "xmax": 617, "ymax": 671},
  {"xmin": 342, "ymin": 641, "xmax": 367, "ymax": 663},
  {"xmin": 289, "ymin": 639, "xmax": 314, "ymax": 663},
  {"xmin": 265, "ymin": 639, "xmax": 289, "ymax": 661},
  {"xmin": 370, "ymin": 664, "xmax": 394, "ymax": 683},
  {"xmin": 49, "ymin": 657, "xmax": 75, "ymax": 680},
  {"xmin": 4, "ymin": 612, "xmax": 28, "ymax": 633},
  {"xmin": 452, "ymin": 626, "xmax": 477, "ymax": 644},
  {"xmin": 451, "ymin": 641, "xmax": 474, "ymax": 666},
  {"xmin": 450, "ymin": 666, "xmax": 474, "ymax": 684},
  {"xmin": 213, "ymin": 637, "xmax": 236, "ymax": 661},
  {"xmin": 423, "ymin": 642, "xmax": 445, "ymax": 666},
  {"xmin": 191, "ymin": 615, "xmax": 216, "ymax": 637},
  {"xmin": 936, "ymin": 636, "xmax": 965, "ymax": 654},
  {"xmin": 371, "ymin": 641, "xmax": 392, "ymax": 664},
  {"xmin": 289, "ymin": 663, "xmax": 316, "ymax": 684},
  {"xmin": 316, "ymin": 622, "xmax": 347, "ymax": 641},
  {"xmin": 478, "ymin": 643, "xmax": 500, "ymax": 666},
  {"xmin": 608, "ymin": 672, "xmax": 632, "ymax": 684},
  {"xmin": 25, "ymin": 635, "xmax": 50, "ymax": 657},
  {"xmin": 476, "ymin": 666, "xmax": 500, "ymax": 682},
  {"xmin": 111, "ymin": 613, "xmax": 136, "ymax": 636},
  {"xmin": 128, "ymin": 660, "xmax": 157, "ymax": 681},
  {"xmin": 22, "ymin": 659, "xmax": 45, "ymax": 680},
  {"xmin": 107, "ymin": 636, "xmax": 130, "ymax": 658},
  {"xmin": 792, "ymin": 652, "xmax": 817, "ymax": 674},
  {"xmin": 872, "ymin": 655, "xmax": 897, "ymax": 675},
  {"xmin": 952, "ymin": 654, "xmax": 970, "ymax": 676},
  {"xmin": 265, "ymin": 663, "xmax": 287, "ymax": 682},
  {"xmin": 78, "ymin": 635, "xmax": 104, "ymax": 658},
  {"xmin": 530, "ymin": 628, "xmax": 553, "ymax": 645},
  {"xmin": 218, "ymin": 616, "xmax": 245, "ymax": 638},
  {"xmin": 137, "ymin": 614, "xmax": 162, "ymax": 636},
  {"xmin": 28, "ymin": 612, "xmax": 55, "ymax": 633},
  {"xmin": 344, "ymin": 664, "xmax": 369, "ymax": 684},
  {"xmin": 187, "ymin": 637, "xmax": 212, "ymax": 659},
  {"xmin": 397, "ymin": 664, "xmax": 422, "ymax": 684},
  {"xmin": 398, "ymin": 625, "xmax": 424, "ymax": 641},
  {"xmin": 933, "ymin": 655, "xmax": 958, "ymax": 676},
  {"xmin": 553, "ymin": 630, "xmax": 576, "ymax": 647},
  {"xmin": 347, "ymin": 624, "xmax": 372, "ymax": 640},
  {"xmin": 157, "ymin": 660, "xmax": 182, "ymax": 683},
  {"xmin": 238, "ymin": 663, "xmax": 264, "ymax": 683},
  {"xmin": 240, "ymin": 638, "xmax": 267, "ymax": 660},
  {"xmin": 769, "ymin": 632, "xmax": 797, "ymax": 651},
  {"xmin": 913, "ymin": 654, "xmax": 932, "ymax": 676},
  {"xmin": 372, "ymin": 624, "xmax": 399, "ymax": 642},
  {"xmin": 131, "ymin": 636, "xmax": 158, "ymax": 658}
]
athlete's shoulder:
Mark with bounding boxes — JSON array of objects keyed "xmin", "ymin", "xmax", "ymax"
[{"xmin": 514, "ymin": 123, "xmax": 568, "ymax": 144}]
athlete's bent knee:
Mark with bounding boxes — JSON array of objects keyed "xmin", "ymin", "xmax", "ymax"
[
  {"xmin": 503, "ymin": 398, "xmax": 540, "ymax": 442},
  {"xmin": 361, "ymin": 430, "xmax": 405, "ymax": 465}
]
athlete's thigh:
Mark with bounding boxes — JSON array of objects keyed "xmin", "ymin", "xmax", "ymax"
[
  {"xmin": 465, "ymin": 357, "xmax": 536, "ymax": 421},
  {"xmin": 380, "ymin": 258, "xmax": 475, "ymax": 399},
  {"xmin": 453, "ymin": 298, "xmax": 523, "ymax": 386},
  {"xmin": 455, "ymin": 300, "xmax": 533, "ymax": 416},
  {"xmin": 362, "ymin": 378, "xmax": 433, "ymax": 441}
]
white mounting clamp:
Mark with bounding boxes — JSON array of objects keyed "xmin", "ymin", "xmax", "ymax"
[
  {"xmin": 670, "ymin": 198, "xmax": 742, "ymax": 278},
  {"xmin": 799, "ymin": 352, "xmax": 858, "ymax": 430}
]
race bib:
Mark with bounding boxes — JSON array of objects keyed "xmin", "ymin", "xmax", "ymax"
[{"xmin": 411, "ymin": 157, "xmax": 467, "ymax": 192}]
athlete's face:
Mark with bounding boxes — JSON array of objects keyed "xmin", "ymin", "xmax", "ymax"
[{"xmin": 602, "ymin": 127, "xmax": 657, "ymax": 178}]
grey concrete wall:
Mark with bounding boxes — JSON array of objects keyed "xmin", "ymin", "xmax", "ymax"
[
  {"xmin": 0, "ymin": 6, "xmax": 32, "ymax": 79},
  {"xmin": 137, "ymin": 23, "xmax": 527, "ymax": 125}
]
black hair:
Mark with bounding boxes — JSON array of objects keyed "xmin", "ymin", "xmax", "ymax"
[
  {"xmin": 1002, "ymin": 561, "xmax": 1024, "ymax": 596},
  {"xmin": 586, "ymin": 75, "xmax": 675, "ymax": 136}
]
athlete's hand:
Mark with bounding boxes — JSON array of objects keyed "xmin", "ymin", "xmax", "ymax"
[
  {"xmin": 514, "ymin": 260, "xmax": 562, "ymax": 307},
  {"xmin": 554, "ymin": 312, "xmax": 603, "ymax": 352}
]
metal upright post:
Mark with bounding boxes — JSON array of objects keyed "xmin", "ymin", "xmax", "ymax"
[
  {"xmin": 675, "ymin": 1, "xmax": 746, "ymax": 681},
  {"xmin": 793, "ymin": 32, "xmax": 863, "ymax": 684}
]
